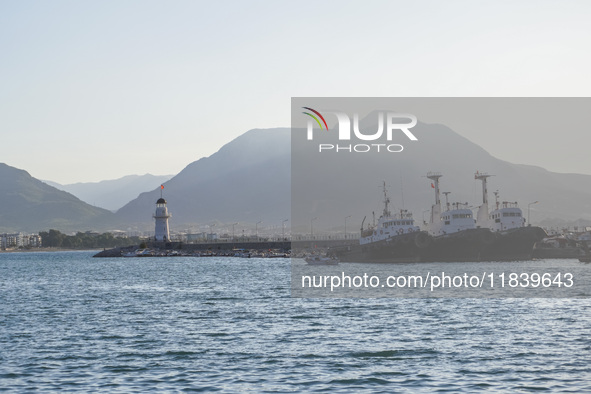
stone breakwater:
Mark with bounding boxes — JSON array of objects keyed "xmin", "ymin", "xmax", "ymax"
[
  {"xmin": 93, "ymin": 239, "xmax": 355, "ymax": 258},
  {"xmin": 94, "ymin": 241, "xmax": 292, "ymax": 258}
]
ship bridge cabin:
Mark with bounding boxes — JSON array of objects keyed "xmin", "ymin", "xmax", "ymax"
[
  {"xmin": 382, "ymin": 210, "xmax": 416, "ymax": 230},
  {"xmin": 489, "ymin": 201, "xmax": 524, "ymax": 232},
  {"xmin": 438, "ymin": 203, "xmax": 476, "ymax": 235},
  {"xmin": 360, "ymin": 210, "xmax": 420, "ymax": 245}
]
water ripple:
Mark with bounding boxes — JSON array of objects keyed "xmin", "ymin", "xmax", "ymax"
[{"xmin": 1, "ymin": 252, "xmax": 590, "ymax": 392}]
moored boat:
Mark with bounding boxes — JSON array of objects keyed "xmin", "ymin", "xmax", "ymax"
[
  {"xmin": 473, "ymin": 172, "xmax": 547, "ymax": 260},
  {"xmin": 335, "ymin": 182, "xmax": 430, "ymax": 263}
]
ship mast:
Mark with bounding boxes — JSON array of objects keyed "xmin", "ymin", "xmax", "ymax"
[
  {"xmin": 474, "ymin": 171, "xmax": 492, "ymax": 205},
  {"xmin": 382, "ymin": 181, "xmax": 391, "ymax": 217},
  {"xmin": 442, "ymin": 191, "xmax": 451, "ymax": 212},
  {"xmin": 474, "ymin": 171, "xmax": 493, "ymax": 228},
  {"xmin": 427, "ymin": 173, "xmax": 442, "ymax": 206},
  {"xmin": 426, "ymin": 172, "xmax": 443, "ymax": 234}
]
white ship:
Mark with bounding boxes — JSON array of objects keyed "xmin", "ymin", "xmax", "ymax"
[
  {"xmin": 474, "ymin": 171, "xmax": 525, "ymax": 231},
  {"xmin": 473, "ymin": 171, "xmax": 546, "ymax": 260},
  {"xmin": 359, "ymin": 182, "xmax": 421, "ymax": 245},
  {"xmin": 335, "ymin": 182, "xmax": 430, "ymax": 263}
]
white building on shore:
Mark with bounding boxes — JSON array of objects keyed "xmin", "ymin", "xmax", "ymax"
[{"xmin": 1, "ymin": 233, "xmax": 42, "ymax": 249}]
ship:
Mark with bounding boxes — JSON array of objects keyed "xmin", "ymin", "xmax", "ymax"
[
  {"xmin": 412, "ymin": 172, "xmax": 496, "ymax": 261},
  {"xmin": 334, "ymin": 172, "xmax": 546, "ymax": 263},
  {"xmin": 472, "ymin": 172, "xmax": 547, "ymax": 260},
  {"xmin": 334, "ymin": 182, "xmax": 430, "ymax": 263}
]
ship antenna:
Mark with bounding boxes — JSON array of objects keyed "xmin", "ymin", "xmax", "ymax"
[
  {"xmin": 400, "ymin": 175, "xmax": 405, "ymax": 209},
  {"xmin": 493, "ymin": 190, "xmax": 500, "ymax": 210}
]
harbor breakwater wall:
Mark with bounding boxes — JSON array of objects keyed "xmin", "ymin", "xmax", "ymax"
[{"xmin": 94, "ymin": 239, "xmax": 357, "ymax": 257}]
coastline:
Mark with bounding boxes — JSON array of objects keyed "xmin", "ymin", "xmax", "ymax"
[{"xmin": 0, "ymin": 247, "xmax": 102, "ymax": 254}]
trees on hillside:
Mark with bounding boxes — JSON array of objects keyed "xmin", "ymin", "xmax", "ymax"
[{"xmin": 39, "ymin": 230, "xmax": 144, "ymax": 249}]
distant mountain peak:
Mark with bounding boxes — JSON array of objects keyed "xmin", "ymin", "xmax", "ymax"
[
  {"xmin": 0, "ymin": 163, "xmax": 114, "ymax": 233},
  {"xmin": 42, "ymin": 174, "xmax": 174, "ymax": 212}
]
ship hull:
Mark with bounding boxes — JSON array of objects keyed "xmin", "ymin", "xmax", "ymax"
[
  {"xmin": 481, "ymin": 226, "xmax": 547, "ymax": 260},
  {"xmin": 419, "ymin": 228, "xmax": 494, "ymax": 262},
  {"xmin": 332, "ymin": 227, "xmax": 546, "ymax": 263},
  {"xmin": 334, "ymin": 232, "xmax": 423, "ymax": 263}
]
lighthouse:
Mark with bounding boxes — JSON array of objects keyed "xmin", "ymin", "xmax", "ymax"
[{"xmin": 153, "ymin": 185, "xmax": 171, "ymax": 242}]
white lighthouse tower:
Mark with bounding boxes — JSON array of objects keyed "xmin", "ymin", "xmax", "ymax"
[{"xmin": 153, "ymin": 185, "xmax": 171, "ymax": 242}]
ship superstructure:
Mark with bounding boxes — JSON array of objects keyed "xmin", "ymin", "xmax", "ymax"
[
  {"xmin": 427, "ymin": 173, "xmax": 475, "ymax": 236},
  {"xmin": 489, "ymin": 194, "xmax": 525, "ymax": 232},
  {"xmin": 360, "ymin": 182, "xmax": 420, "ymax": 244},
  {"xmin": 439, "ymin": 202, "xmax": 476, "ymax": 234},
  {"xmin": 474, "ymin": 171, "xmax": 525, "ymax": 232}
]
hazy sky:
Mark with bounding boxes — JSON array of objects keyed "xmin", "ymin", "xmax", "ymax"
[{"xmin": 1, "ymin": 0, "xmax": 591, "ymax": 184}]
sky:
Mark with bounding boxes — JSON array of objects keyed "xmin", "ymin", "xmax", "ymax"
[{"xmin": 1, "ymin": 0, "xmax": 591, "ymax": 184}]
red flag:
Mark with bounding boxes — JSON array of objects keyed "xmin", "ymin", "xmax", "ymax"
[
  {"xmin": 161, "ymin": 185, "xmax": 164, "ymax": 190},
  {"xmin": 431, "ymin": 183, "xmax": 435, "ymax": 188}
]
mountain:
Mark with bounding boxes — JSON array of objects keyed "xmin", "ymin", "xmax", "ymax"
[
  {"xmin": 4, "ymin": 124, "xmax": 588, "ymax": 235},
  {"xmin": 290, "ymin": 115, "xmax": 591, "ymax": 233},
  {"xmin": 45, "ymin": 174, "xmax": 173, "ymax": 212},
  {"xmin": 117, "ymin": 125, "xmax": 591, "ymax": 234},
  {"xmin": 116, "ymin": 128, "xmax": 291, "ymax": 230},
  {"xmin": 0, "ymin": 163, "xmax": 115, "ymax": 233}
]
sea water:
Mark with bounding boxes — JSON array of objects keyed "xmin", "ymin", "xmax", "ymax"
[{"xmin": 1, "ymin": 251, "xmax": 590, "ymax": 392}]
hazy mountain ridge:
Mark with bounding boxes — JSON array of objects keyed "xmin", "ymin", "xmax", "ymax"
[
  {"xmin": 45, "ymin": 174, "xmax": 173, "ymax": 212},
  {"xmin": 120, "ymin": 124, "xmax": 591, "ymax": 233},
  {"xmin": 0, "ymin": 163, "xmax": 115, "ymax": 233},
  {"xmin": 290, "ymin": 118, "xmax": 591, "ymax": 232},
  {"xmin": 116, "ymin": 128, "xmax": 291, "ymax": 230},
  {"xmin": 2, "ymin": 124, "xmax": 590, "ymax": 234}
]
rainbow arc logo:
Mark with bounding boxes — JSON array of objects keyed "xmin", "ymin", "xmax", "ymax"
[{"xmin": 302, "ymin": 107, "xmax": 328, "ymax": 130}]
